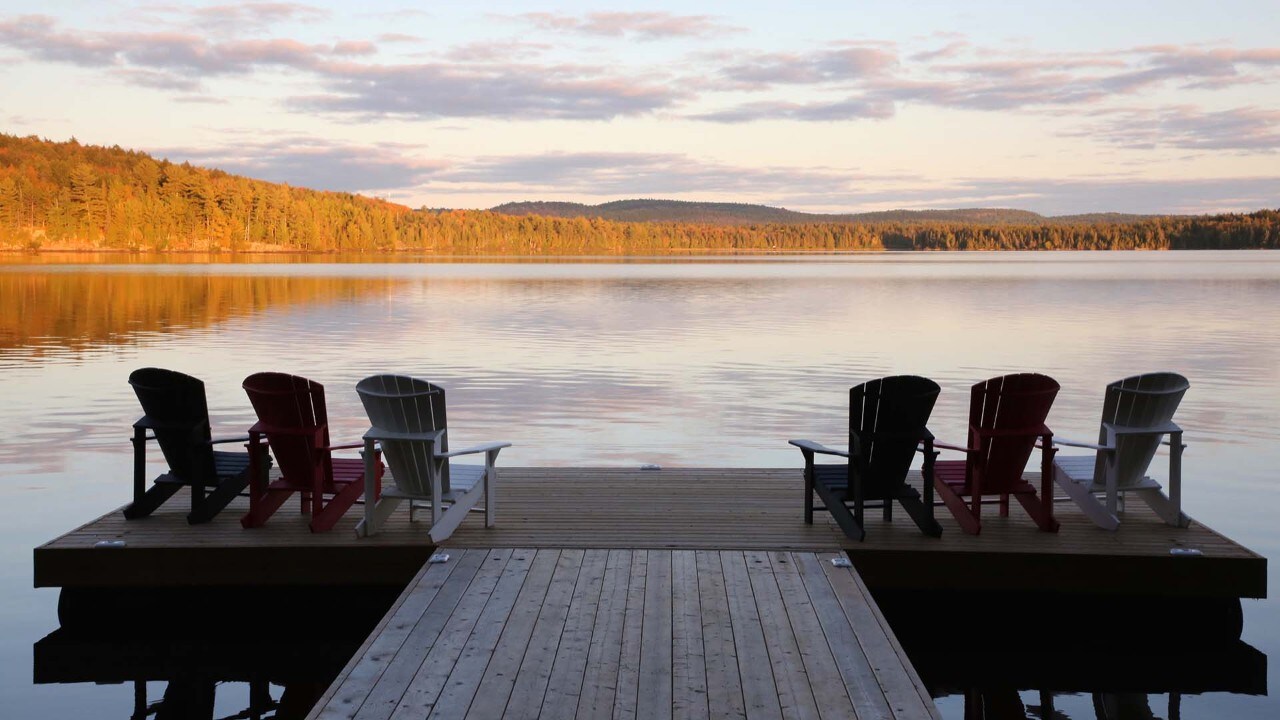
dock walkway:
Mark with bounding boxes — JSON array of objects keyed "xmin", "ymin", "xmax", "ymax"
[{"xmin": 308, "ymin": 547, "xmax": 937, "ymax": 720}]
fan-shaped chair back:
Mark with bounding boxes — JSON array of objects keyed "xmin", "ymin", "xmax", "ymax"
[
  {"xmin": 851, "ymin": 375, "xmax": 940, "ymax": 496},
  {"xmin": 1093, "ymin": 372, "xmax": 1189, "ymax": 488},
  {"xmin": 967, "ymin": 373, "xmax": 1059, "ymax": 493},
  {"xmin": 357, "ymin": 374, "xmax": 451, "ymax": 496},
  {"xmin": 242, "ymin": 372, "xmax": 332, "ymax": 488},
  {"xmin": 129, "ymin": 367, "xmax": 214, "ymax": 482}
]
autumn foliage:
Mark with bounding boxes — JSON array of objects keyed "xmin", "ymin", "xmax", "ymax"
[{"xmin": 1, "ymin": 134, "xmax": 1277, "ymax": 254}]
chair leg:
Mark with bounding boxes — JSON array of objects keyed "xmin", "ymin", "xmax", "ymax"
[
  {"xmin": 896, "ymin": 486, "xmax": 943, "ymax": 537},
  {"xmin": 803, "ymin": 464, "xmax": 814, "ymax": 525},
  {"xmin": 1134, "ymin": 488, "xmax": 1190, "ymax": 527},
  {"xmin": 310, "ymin": 480, "xmax": 365, "ymax": 533},
  {"xmin": 813, "ymin": 480, "xmax": 865, "ymax": 541},
  {"xmin": 241, "ymin": 489, "xmax": 292, "ymax": 528},
  {"xmin": 1052, "ymin": 467, "xmax": 1119, "ymax": 530},
  {"xmin": 188, "ymin": 473, "xmax": 252, "ymax": 524},
  {"xmin": 123, "ymin": 481, "xmax": 182, "ymax": 520},
  {"xmin": 355, "ymin": 496, "xmax": 404, "ymax": 537},
  {"xmin": 1014, "ymin": 490, "xmax": 1060, "ymax": 532},
  {"xmin": 935, "ymin": 478, "xmax": 981, "ymax": 535},
  {"xmin": 484, "ymin": 464, "xmax": 497, "ymax": 528}
]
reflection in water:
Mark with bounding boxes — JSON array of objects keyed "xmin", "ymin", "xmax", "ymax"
[
  {"xmin": 35, "ymin": 585, "xmax": 400, "ymax": 719},
  {"xmin": 4, "ymin": 252, "xmax": 1279, "ymax": 718},
  {"xmin": 909, "ymin": 632, "xmax": 1265, "ymax": 719},
  {"xmin": 0, "ymin": 270, "xmax": 400, "ymax": 352}
]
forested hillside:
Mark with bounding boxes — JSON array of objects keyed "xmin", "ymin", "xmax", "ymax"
[{"xmin": 1, "ymin": 134, "xmax": 1277, "ymax": 253}]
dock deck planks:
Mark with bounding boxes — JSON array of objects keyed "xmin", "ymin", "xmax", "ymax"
[
  {"xmin": 34, "ymin": 467, "xmax": 1265, "ymax": 598},
  {"xmin": 308, "ymin": 548, "xmax": 939, "ymax": 720}
]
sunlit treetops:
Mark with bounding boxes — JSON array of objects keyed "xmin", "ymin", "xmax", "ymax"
[{"xmin": 1, "ymin": 134, "xmax": 1276, "ymax": 253}]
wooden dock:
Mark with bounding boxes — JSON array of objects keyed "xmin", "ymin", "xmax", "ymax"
[
  {"xmin": 33, "ymin": 466, "xmax": 1268, "ymax": 719},
  {"xmin": 35, "ymin": 468, "xmax": 1266, "ymax": 599},
  {"xmin": 307, "ymin": 547, "xmax": 937, "ymax": 720}
]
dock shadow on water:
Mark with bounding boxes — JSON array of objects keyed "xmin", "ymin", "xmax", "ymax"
[
  {"xmin": 878, "ymin": 588, "xmax": 1266, "ymax": 719},
  {"xmin": 35, "ymin": 585, "xmax": 404, "ymax": 720},
  {"xmin": 32, "ymin": 585, "xmax": 1267, "ymax": 719}
]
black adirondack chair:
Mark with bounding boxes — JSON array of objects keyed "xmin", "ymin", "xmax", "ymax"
[
  {"xmin": 790, "ymin": 375, "xmax": 944, "ymax": 541},
  {"xmin": 124, "ymin": 368, "xmax": 262, "ymax": 524}
]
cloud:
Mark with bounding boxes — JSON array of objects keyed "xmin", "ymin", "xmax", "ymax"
[
  {"xmin": 1068, "ymin": 105, "xmax": 1280, "ymax": 153},
  {"xmin": 1113, "ymin": 45, "xmax": 1280, "ymax": 92},
  {"xmin": 518, "ymin": 11, "xmax": 740, "ymax": 40},
  {"xmin": 428, "ymin": 151, "xmax": 893, "ymax": 199},
  {"xmin": 4, "ymin": 12, "xmax": 1278, "ymax": 129},
  {"xmin": 693, "ymin": 97, "xmax": 895, "ymax": 123},
  {"xmin": 909, "ymin": 40, "xmax": 969, "ymax": 63},
  {"xmin": 153, "ymin": 137, "xmax": 447, "ymax": 193},
  {"xmin": 293, "ymin": 62, "xmax": 687, "ymax": 120},
  {"xmin": 0, "ymin": 14, "xmax": 685, "ymax": 120},
  {"xmin": 445, "ymin": 40, "xmax": 552, "ymax": 62},
  {"xmin": 715, "ymin": 46, "xmax": 898, "ymax": 90},
  {"xmin": 184, "ymin": 2, "xmax": 329, "ymax": 35},
  {"xmin": 377, "ymin": 32, "xmax": 421, "ymax": 44},
  {"xmin": 0, "ymin": 14, "xmax": 346, "ymax": 80},
  {"xmin": 693, "ymin": 40, "xmax": 1280, "ymax": 120},
  {"xmin": 417, "ymin": 151, "xmax": 1278, "ymax": 216},
  {"xmin": 775, "ymin": 175, "xmax": 1280, "ymax": 216}
]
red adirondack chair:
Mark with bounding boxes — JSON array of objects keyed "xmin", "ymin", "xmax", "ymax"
[
  {"xmin": 933, "ymin": 373, "xmax": 1060, "ymax": 534},
  {"xmin": 240, "ymin": 372, "xmax": 383, "ymax": 532}
]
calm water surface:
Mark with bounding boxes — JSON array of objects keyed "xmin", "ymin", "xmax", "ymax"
[{"xmin": 2, "ymin": 251, "xmax": 1277, "ymax": 718}]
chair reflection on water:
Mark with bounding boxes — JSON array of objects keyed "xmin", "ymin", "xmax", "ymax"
[{"xmin": 35, "ymin": 585, "xmax": 402, "ymax": 720}]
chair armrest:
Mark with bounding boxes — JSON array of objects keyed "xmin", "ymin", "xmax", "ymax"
[
  {"xmin": 325, "ymin": 441, "xmax": 367, "ymax": 452},
  {"xmin": 1105, "ymin": 420, "xmax": 1182, "ymax": 436},
  {"xmin": 208, "ymin": 436, "xmax": 251, "ymax": 446},
  {"xmin": 788, "ymin": 439, "xmax": 849, "ymax": 458},
  {"xmin": 1045, "ymin": 437, "xmax": 1110, "ymax": 451},
  {"xmin": 364, "ymin": 428, "xmax": 446, "ymax": 443},
  {"xmin": 437, "ymin": 441, "xmax": 512, "ymax": 458},
  {"xmin": 133, "ymin": 415, "xmax": 189, "ymax": 431},
  {"xmin": 972, "ymin": 424, "xmax": 1051, "ymax": 439},
  {"xmin": 933, "ymin": 440, "xmax": 977, "ymax": 454},
  {"xmin": 248, "ymin": 421, "xmax": 325, "ymax": 440}
]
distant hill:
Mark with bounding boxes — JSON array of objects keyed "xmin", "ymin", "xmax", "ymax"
[{"xmin": 490, "ymin": 199, "xmax": 1146, "ymax": 226}]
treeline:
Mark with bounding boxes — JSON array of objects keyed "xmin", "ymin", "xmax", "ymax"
[{"xmin": 1, "ymin": 134, "xmax": 1277, "ymax": 253}]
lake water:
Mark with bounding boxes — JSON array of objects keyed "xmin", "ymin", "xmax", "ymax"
[{"xmin": 2, "ymin": 251, "xmax": 1277, "ymax": 718}]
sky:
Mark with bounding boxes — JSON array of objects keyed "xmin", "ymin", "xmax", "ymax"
[{"xmin": 1, "ymin": 1, "xmax": 1279, "ymax": 215}]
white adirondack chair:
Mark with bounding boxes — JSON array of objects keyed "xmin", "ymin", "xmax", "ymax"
[
  {"xmin": 354, "ymin": 374, "xmax": 510, "ymax": 542},
  {"xmin": 1053, "ymin": 372, "xmax": 1190, "ymax": 530}
]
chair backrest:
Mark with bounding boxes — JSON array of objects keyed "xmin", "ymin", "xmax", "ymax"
[
  {"xmin": 966, "ymin": 373, "xmax": 1059, "ymax": 493},
  {"xmin": 356, "ymin": 374, "xmax": 451, "ymax": 496},
  {"xmin": 129, "ymin": 367, "xmax": 215, "ymax": 482},
  {"xmin": 242, "ymin": 372, "xmax": 332, "ymax": 486},
  {"xmin": 850, "ymin": 375, "xmax": 940, "ymax": 496},
  {"xmin": 1092, "ymin": 372, "xmax": 1189, "ymax": 488}
]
